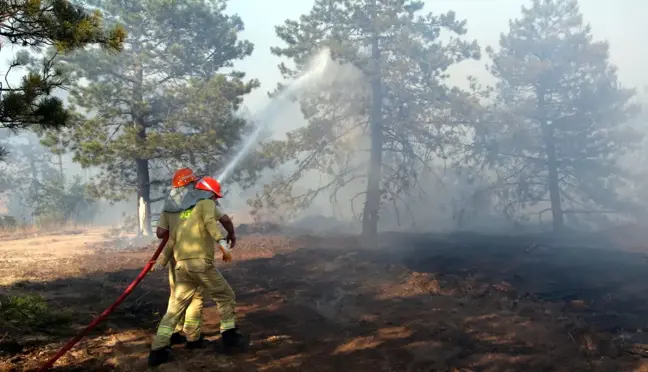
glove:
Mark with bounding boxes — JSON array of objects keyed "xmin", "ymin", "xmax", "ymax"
[{"xmin": 218, "ymin": 240, "xmax": 232, "ymax": 262}]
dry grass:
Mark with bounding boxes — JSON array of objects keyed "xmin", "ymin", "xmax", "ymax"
[
  {"xmin": 0, "ymin": 227, "xmax": 141, "ymax": 286},
  {"xmin": 0, "ymin": 223, "xmax": 99, "ymax": 242},
  {"xmin": 230, "ymin": 235, "xmax": 294, "ymax": 260}
]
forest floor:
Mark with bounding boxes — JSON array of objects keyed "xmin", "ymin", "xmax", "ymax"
[{"xmin": 3, "ymin": 227, "xmax": 648, "ymax": 371}]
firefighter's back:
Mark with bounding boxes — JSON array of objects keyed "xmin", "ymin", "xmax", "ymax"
[{"xmin": 174, "ymin": 199, "xmax": 224, "ymax": 263}]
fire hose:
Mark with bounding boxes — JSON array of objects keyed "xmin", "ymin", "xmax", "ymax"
[{"xmin": 37, "ymin": 235, "xmax": 169, "ymax": 371}]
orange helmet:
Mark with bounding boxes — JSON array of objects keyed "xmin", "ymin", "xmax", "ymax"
[
  {"xmin": 195, "ymin": 177, "xmax": 223, "ymax": 198},
  {"xmin": 172, "ymin": 167, "xmax": 198, "ymax": 188}
]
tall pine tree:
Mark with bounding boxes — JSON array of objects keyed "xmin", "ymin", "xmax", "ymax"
[
  {"xmin": 43, "ymin": 0, "xmax": 257, "ymax": 235},
  {"xmin": 479, "ymin": 0, "xmax": 640, "ymax": 231},
  {"xmin": 259, "ymin": 0, "xmax": 480, "ymax": 236}
]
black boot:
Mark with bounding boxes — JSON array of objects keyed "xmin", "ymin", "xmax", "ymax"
[
  {"xmin": 220, "ymin": 328, "xmax": 250, "ymax": 355},
  {"xmin": 185, "ymin": 334, "xmax": 206, "ymax": 350},
  {"xmin": 170, "ymin": 332, "xmax": 187, "ymax": 345},
  {"xmin": 148, "ymin": 347, "xmax": 171, "ymax": 367}
]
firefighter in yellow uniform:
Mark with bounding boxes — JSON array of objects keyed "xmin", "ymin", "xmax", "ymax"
[
  {"xmin": 154, "ymin": 168, "xmax": 206, "ymax": 348},
  {"xmin": 148, "ymin": 176, "xmax": 248, "ymax": 367}
]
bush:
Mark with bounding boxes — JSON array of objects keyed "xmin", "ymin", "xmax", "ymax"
[{"xmin": 0, "ymin": 294, "xmax": 70, "ymax": 331}]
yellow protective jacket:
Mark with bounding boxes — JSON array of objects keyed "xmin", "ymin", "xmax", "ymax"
[{"xmin": 171, "ymin": 199, "xmax": 225, "ymax": 264}]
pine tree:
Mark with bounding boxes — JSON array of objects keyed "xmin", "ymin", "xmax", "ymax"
[
  {"xmin": 0, "ymin": 0, "xmax": 125, "ymax": 159},
  {"xmin": 260, "ymin": 0, "xmax": 480, "ymax": 236},
  {"xmin": 42, "ymin": 0, "xmax": 257, "ymax": 236},
  {"xmin": 479, "ymin": 0, "xmax": 640, "ymax": 231}
]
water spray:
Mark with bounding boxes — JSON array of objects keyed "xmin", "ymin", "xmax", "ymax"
[{"xmin": 216, "ymin": 49, "xmax": 332, "ymax": 184}]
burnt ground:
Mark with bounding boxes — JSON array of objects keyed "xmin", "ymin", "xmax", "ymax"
[{"xmin": 2, "ymin": 230, "xmax": 648, "ymax": 371}]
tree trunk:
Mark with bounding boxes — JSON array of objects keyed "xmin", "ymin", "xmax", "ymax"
[
  {"xmin": 136, "ymin": 156, "xmax": 152, "ymax": 236},
  {"xmin": 133, "ymin": 44, "xmax": 151, "ymax": 236},
  {"xmin": 538, "ymin": 92, "xmax": 564, "ymax": 232},
  {"xmin": 543, "ymin": 131, "xmax": 564, "ymax": 232},
  {"xmin": 58, "ymin": 153, "xmax": 64, "ymax": 190},
  {"xmin": 361, "ymin": 31, "xmax": 383, "ymax": 237},
  {"xmin": 27, "ymin": 153, "xmax": 38, "ymax": 181}
]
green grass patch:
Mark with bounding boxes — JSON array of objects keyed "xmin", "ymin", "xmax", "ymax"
[{"xmin": 0, "ymin": 294, "xmax": 71, "ymax": 332}]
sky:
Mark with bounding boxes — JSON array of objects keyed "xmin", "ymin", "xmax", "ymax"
[{"xmin": 228, "ymin": 0, "xmax": 648, "ymax": 111}]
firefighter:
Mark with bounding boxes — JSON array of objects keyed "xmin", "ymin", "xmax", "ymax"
[
  {"xmin": 153, "ymin": 168, "xmax": 205, "ymax": 349},
  {"xmin": 148, "ymin": 176, "xmax": 247, "ymax": 367}
]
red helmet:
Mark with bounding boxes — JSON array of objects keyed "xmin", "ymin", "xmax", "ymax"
[
  {"xmin": 172, "ymin": 168, "xmax": 198, "ymax": 188},
  {"xmin": 195, "ymin": 177, "xmax": 222, "ymax": 198}
]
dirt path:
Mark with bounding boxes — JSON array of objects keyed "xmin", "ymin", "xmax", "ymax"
[{"xmin": 2, "ymin": 231, "xmax": 648, "ymax": 371}]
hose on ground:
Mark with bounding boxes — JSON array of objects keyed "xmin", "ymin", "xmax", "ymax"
[{"xmin": 37, "ymin": 235, "xmax": 168, "ymax": 371}]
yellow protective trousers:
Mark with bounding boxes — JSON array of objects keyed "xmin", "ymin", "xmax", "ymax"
[
  {"xmin": 152, "ymin": 259, "xmax": 236, "ymax": 350},
  {"xmin": 167, "ymin": 263, "xmax": 205, "ymax": 340}
]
